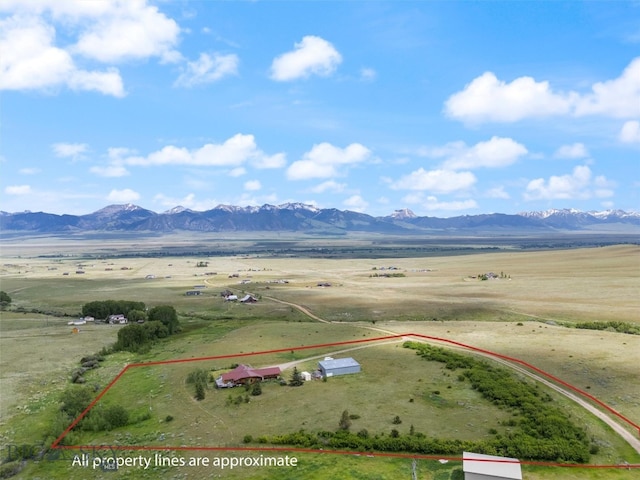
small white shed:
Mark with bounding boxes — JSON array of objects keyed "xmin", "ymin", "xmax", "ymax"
[{"xmin": 300, "ymin": 371, "xmax": 312, "ymax": 381}]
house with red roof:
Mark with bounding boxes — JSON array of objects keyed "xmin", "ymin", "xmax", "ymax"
[{"xmin": 215, "ymin": 364, "xmax": 281, "ymax": 388}]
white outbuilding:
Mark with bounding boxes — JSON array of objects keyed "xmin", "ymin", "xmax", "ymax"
[{"xmin": 462, "ymin": 452, "xmax": 522, "ymax": 480}]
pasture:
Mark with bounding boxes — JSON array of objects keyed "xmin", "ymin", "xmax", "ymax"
[{"xmin": 0, "ymin": 239, "xmax": 639, "ymax": 479}]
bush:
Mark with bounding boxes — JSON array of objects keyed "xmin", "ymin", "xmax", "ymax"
[
  {"xmin": 104, "ymin": 405, "xmax": 129, "ymax": 429},
  {"xmin": 60, "ymin": 387, "xmax": 93, "ymax": 419},
  {"xmin": 195, "ymin": 381, "xmax": 206, "ymax": 401},
  {"xmin": 165, "ymin": 415, "xmax": 174, "ymax": 422}
]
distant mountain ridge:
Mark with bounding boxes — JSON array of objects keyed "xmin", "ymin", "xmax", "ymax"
[{"xmin": 1, "ymin": 204, "xmax": 639, "ymax": 234}]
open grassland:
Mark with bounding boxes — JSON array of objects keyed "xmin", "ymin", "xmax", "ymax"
[
  {"xmin": 3, "ymin": 244, "xmax": 638, "ymax": 323},
  {"xmin": 1, "ymin": 242, "xmax": 639, "ymax": 479},
  {"xmin": 19, "ymin": 328, "xmax": 639, "ymax": 480}
]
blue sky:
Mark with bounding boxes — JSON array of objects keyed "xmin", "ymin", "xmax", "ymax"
[{"xmin": 1, "ymin": 1, "xmax": 639, "ymax": 217}]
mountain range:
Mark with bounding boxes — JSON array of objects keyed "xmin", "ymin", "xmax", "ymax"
[{"xmin": 1, "ymin": 204, "xmax": 639, "ymax": 234}]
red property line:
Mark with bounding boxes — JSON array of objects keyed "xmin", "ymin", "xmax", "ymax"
[{"xmin": 51, "ymin": 333, "xmax": 640, "ymax": 469}]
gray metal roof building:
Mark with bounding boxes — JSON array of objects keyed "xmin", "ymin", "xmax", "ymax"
[
  {"xmin": 318, "ymin": 357, "xmax": 361, "ymax": 377},
  {"xmin": 462, "ymin": 452, "xmax": 522, "ymax": 480}
]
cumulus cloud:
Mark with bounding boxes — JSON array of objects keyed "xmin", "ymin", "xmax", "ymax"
[
  {"xmin": 391, "ymin": 168, "xmax": 476, "ymax": 194},
  {"xmin": 0, "ymin": 0, "xmax": 182, "ymax": 96},
  {"xmin": 310, "ymin": 180, "xmax": 347, "ymax": 193},
  {"xmin": 287, "ymin": 142, "xmax": 371, "ymax": 180},
  {"xmin": 524, "ymin": 165, "xmax": 615, "ymax": 200},
  {"xmin": 107, "ymin": 188, "xmax": 140, "ymax": 203},
  {"xmin": 553, "ymin": 143, "xmax": 589, "ymax": 159},
  {"xmin": 485, "ymin": 186, "xmax": 510, "ymax": 199},
  {"xmin": 52, "ymin": 142, "xmax": 88, "ymax": 158},
  {"xmin": 174, "ymin": 52, "xmax": 239, "ymax": 87},
  {"xmin": 270, "ymin": 35, "xmax": 342, "ymax": 81},
  {"xmin": 445, "ymin": 57, "xmax": 640, "ymax": 123},
  {"xmin": 121, "ymin": 134, "xmax": 285, "ymax": 170},
  {"xmin": 0, "ymin": 15, "xmax": 125, "ymax": 96},
  {"xmin": 444, "ymin": 72, "xmax": 573, "ymax": 123},
  {"xmin": 343, "ymin": 195, "xmax": 369, "ymax": 212},
  {"xmin": 70, "ymin": 2, "xmax": 181, "ymax": 64},
  {"xmin": 89, "ymin": 164, "xmax": 129, "ymax": 177},
  {"xmin": 5, "ymin": 184, "xmax": 32, "ymax": 195},
  {"xmin": 244, "ymin": 180, "xmax": 261, "ymax": 191},
  {"xmin": 574, "ymin": 58, "xmax": 640, "ymax": 118},
  {"xmin": 423, "ymin": 137, "xmax": 528, "ymax": 170},
  {"xmin": 619, "ymin": 120, "xmax": 640, "ymax": 144},
  {"xmin": 402, "ymin": 193, "xmax": 478, "ymax": 212}
]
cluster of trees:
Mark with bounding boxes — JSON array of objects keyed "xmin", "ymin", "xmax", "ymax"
[
  {"xmin": 0, "ymin": 290, "xmax": 11, "ymax": 308},
  {"xmin": 403, "ymin": 342, "xmax": 591, "ymax": 462},
  {"xmin": 186, "ymin": 369, "xmax": 209, "ymax": 401},
  {"xmin": 81, "ymin": 300, "xmax": 145, "ymax": 320},
  {"xmin": 56, "ymin": 387, "xmax": 133, "ymax": 438},
  {"xmin": 574, "ymin": 320, "xmax": 639, "ymax": 335},
  {"xmin": 112, "ymin": 305, "xmax": 179, "ymax": 353}
]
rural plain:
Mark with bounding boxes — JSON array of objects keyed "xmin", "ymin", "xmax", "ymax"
[{"xmin": 0, "ymin": 234, "xmax": 639, "ymax": 479}]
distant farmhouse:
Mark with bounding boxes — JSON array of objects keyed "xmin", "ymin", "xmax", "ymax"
[
  {"xmin": 107, "ymin": 314, "xmax": 128, "ymax": 324},
  {"xmin": 463, "ymin": 452, "xmax": 522, "ymax": 480},
  {"xmin": 318, "ymin": 357, "xmax": 361, "ymax": 377},
  {"xmin": 215, "ymin": 365, "xmax": 281, "ymax": 388},
  {"xmin": 239, "ymin": 294, "xmax": 258, "ymax": 303}
]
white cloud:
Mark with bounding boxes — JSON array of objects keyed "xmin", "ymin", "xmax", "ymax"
[
  {"xmin": 310, "ymin": 180, "xmax": 347, "ymax": 193},
  {"xmin": 251, "ymin": 153, "xmax": 287, "ymax": 169},
  {"xmin": 5, "ymin": 184, "xmax": 32, "ymax": 195},
  {"xmin": 402, "ymin": 193, "xmax": 478, "ymax": 212},
  {"xmin": 244, "ymin": 180, "xmax": 261, "ymax": 191},
  {"xmin": 574, "ymin": 58, "xmax": 640, "ymax": 118},
  {"xmin": 70, "ymin": 2, "xmax": 181, "ymax": 64},
  {"xmin": 554, "ymin": 143, "xmax": 589, "ymax": 159},
  {"xmin": 228, "ymin": 167, "xmax": 247, "ymax": 177},
  {"xmin": 52, "ymin": 142, "xmax": 88, "ymax": 158},
  {"xmin": 19, "ymin": 167, "xmax": 41, "ymax": 175},
  {"xmin": 107, "ymin": 188, "xmax": 140, "ymax": 203},
  {"xmin": 270, "ymin": 35, "xmax": 342, "ymax": 81},
  {"xmin": 524, "ymin": 165, "xmax": 615, "ymax": 200},
  {"xmin": 89, "ymin": 165, "xmax": 129, "ymax": 177},
  {"xmin": 445, "ymin": 72, "xmax": 573, "ymax": 123},
  {"xmin": 0, "ymin": 15, "xmax": 125, "ymax": 96},
  {"xmin": 174, "ymin": 53, "xmax": 239, "ymax": 87},
  {"xmin": 485, "ymin": 186, "xmax": 510, "ymax": 199},
  {"xmin": 360, "ymin": 67, "xmax": 377, "ymax": 81},
  {"xmin": 619, "ymin": 120, "xmax": 640, "ymax": 144},
  {"xmin": 430, "ymin": 137, "xmax": 528, "ymax": 170},
  {"xmin": 445, "ymin": 57, "xmax": 640, "ymax": 123},
  {"xmin": 391, "ymin": 168, "xmax": 476, "ymax": 193},
  {"xmin": 343, "ymin": 195, "xmax": 368, "ymax": 212},
  {"xmin": 122, "ymin": 134, "xmax": 285, "ymax": 169},
  {"xmin": 287, "ymin": 142, "xmax": 371, "ymax": 180}
]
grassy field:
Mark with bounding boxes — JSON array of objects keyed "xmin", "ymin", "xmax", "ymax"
[{"xmin": 1, "ymin": 241, "xmax": 639, "ymax": 479}]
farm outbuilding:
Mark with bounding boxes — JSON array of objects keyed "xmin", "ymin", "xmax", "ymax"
[
  {"xmin": 463, "ymin": 452, "xmax": 522, "ymax": 480},
  {"xmin": 318, "ymin": 358, "xmax": 361, "ymax": 377}
]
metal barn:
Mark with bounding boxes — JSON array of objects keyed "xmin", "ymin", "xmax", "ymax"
[
  {"xmin": 462, "ymin": 452, "xmax": 522, "ymax": 480},
  {"xmin": 318, "ymin": 357, "xmax": 361, "ymax": 377}
]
